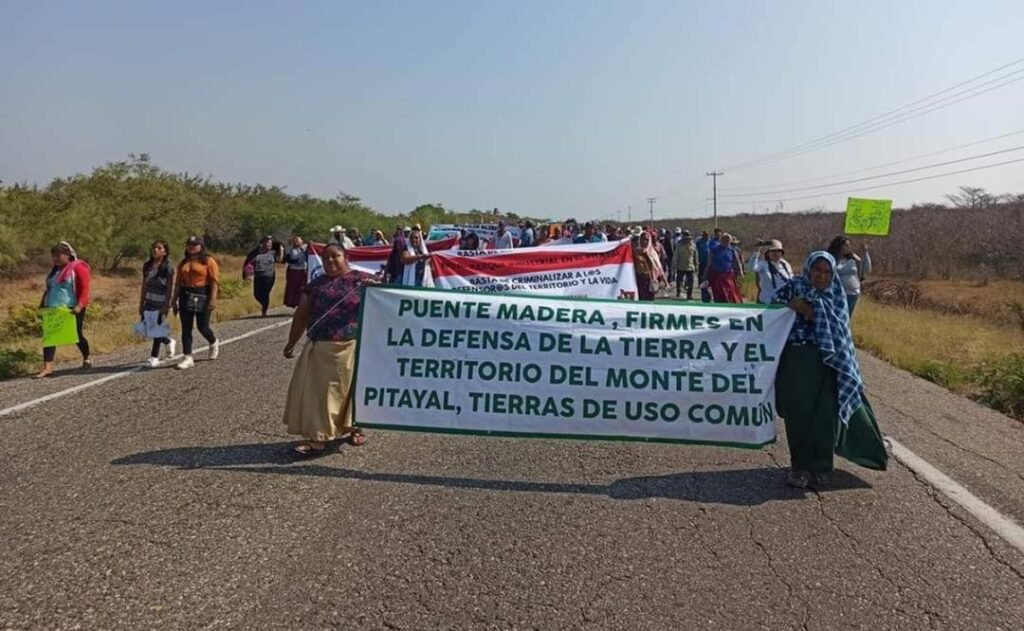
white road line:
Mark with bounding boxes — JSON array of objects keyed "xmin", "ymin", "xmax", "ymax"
[
  {"xmin": 0, "ymin": 320, "xmax": 290, "ymax": 419},
  {"xmin": 888, "ymin": 437, "xmax": 1024, "ymax": 555}
]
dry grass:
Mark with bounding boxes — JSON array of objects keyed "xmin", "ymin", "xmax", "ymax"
[
  {"xmin": 0, "ymin": 253, "xmax": 286, "ymax": 376},
  {"xmin": 853, "ymin": 296, "xmax": 1024, "ymax": 398},
  {"xmin": 913, "ymin": 279, "xmax": 1024, "ymax": 327}
]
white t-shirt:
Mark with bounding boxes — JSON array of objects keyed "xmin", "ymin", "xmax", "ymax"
[
  {"xmin": 493, "ymin": 231, "xmax": 514, "ymax": 249},
  {"xmin": 754, "ymin": 258, "xmax": 793, "ymax": 304}
]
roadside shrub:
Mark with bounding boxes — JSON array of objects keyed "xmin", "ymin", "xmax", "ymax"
[
  {"xmin": 218, "ymin": 279, "xmax": 248, "ymax": 299},
  {"xmin": 0, "ymin": 348, "xmax": 35, "ymax": 379},
  {"xmin": 85, "ymin": 297, "xmax": 121, "ymax": 321},
  {"xmin": 913, "ymin": 360, "xmax": 969, "ymax": 389},
  {"xmin": 0, "ymin": 306, "xmax": 41, "ymax": 342},
  {"xmin": 978, "ymin": 353, "xmax": 1024, "ymax": 420}
]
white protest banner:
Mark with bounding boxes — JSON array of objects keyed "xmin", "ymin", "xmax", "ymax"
[
  {"xmin": 355, "ymin": 287, "xmax": 795, "ymax": 447},
  {"xmin": 538, "ymin": 236, "xmax": 576, "ymax": 247},
  {"xmin": 431, "ymin": 240, "xmax": 639, "ymax": 300},
  {"xmin": 310, "ymin": 236, "xmax": 460, "ymax": 275}
]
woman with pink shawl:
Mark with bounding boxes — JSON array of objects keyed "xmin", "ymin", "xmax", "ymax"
[
  {"xmin": 631, "ymin": 229, "xmax": 667, "ymax": 301},
  {"xmin": 37, "ymin": 241, "xmax": 92, "ymax": 377}
]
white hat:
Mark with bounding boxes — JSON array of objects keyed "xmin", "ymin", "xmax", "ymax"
[{"xmin": 330, "ymin": 225, "xmax": 344, "ymax": 233}]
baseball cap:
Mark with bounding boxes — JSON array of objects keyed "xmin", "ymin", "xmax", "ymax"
[{"xmin": 185, "ymin": 235, "xmax": 204, "ymax": 246}]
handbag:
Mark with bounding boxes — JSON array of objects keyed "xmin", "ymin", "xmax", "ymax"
[{"xmin": 183, "ymin": 288, "xmax": 209, "ymax": 313}]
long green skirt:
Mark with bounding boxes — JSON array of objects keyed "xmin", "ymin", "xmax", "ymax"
[{"xmin": 776, "ymin": 344, "xmax": 888, "ymax": 473}]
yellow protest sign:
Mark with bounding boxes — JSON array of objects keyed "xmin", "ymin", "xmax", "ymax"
[
  {"xmin": 40, "ymin": 307, "xmax": 79, "ymax": 347},
  {"xmin": 844, "ymin": 197, "xmax": 892, "ymax": 236}
]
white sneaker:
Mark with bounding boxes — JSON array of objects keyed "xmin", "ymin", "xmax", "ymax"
[
  {"xmin": 147, "ymin": 357, "xmax": 161, "ymax": 368},
  {"xmin": 166, "ymin": 338, "xmax": 177, "ymax": 359},
  {"xmin": 209, "ymin": 340, "xmax": 220, "ymax": 360},
  {"xmin": 176, "ymin": 355, "xmax": 195, "ymax": 370}
]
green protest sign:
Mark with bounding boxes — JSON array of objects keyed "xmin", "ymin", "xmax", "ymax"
[
  {"xmin": 844, "ymin": 197, "xmax": 892, "ymax": 236},
  {"xmin": 40, "ymin": 307, "xmax": 79, "ymax": 347}
]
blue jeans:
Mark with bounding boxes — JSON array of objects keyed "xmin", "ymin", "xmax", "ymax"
[{"xmin": 846, "ymin": 294, "xmax": 859, "ymax": 316}]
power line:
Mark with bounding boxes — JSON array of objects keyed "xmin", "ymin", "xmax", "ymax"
[
  {"xmin": 713, "ymin": 155, "xmax": 1024, "ymax": 206},
  {"xmin": 722, "ymin": 53, "xmax": 1024, "ymax": 172},
  {"xmin": 727, "ymin": 69, "xmax": 1024, "ymax": 173},
  {"xmin": 718, "ymin": 144, "xmax": 1024, "ymax": 198},
  {"xmin": 721, "ymin": 128, "xmax": 1024, "ymax": 194}
]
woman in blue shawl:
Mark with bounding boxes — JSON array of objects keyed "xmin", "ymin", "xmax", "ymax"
[{"xmin": 773, "ymin": 251, "xmax": 888, "ymax": 489}]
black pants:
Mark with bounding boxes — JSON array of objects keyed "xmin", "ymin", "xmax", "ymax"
[
  {"xmin": 675, "ymin": 271, "xmax": 695, "ymax": 299},
  {"xmin": 43, "ymin": 309, "xmax": 90, "ymax": 362},
  {"xmin": 150, "ymin": 337, "xmax": 172, "ymax": 358},
  {"xmin": 179, "ymin": 308, "xmax": 216, "ymax": 355},
  {"xmin": 254, "ymin": 275, "xmax": 275, "ymax": 314}
]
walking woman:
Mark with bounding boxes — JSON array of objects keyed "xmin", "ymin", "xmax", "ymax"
[
  {"xmin": 826, "ymin": 236, "xmax": 872, "ymax": 316},
  {"xmin": 631, "ymin": 229, "xmax": 667, "ymax": 301},
  {"xmin": 37, "ymin": 241, "xmax": 91, "ymax": 378},
  {"xmin": 245, "ymin": 236, "xmax": 281, "ymax": 316},
  {"xmin": 400, "ymin": 229, "xmax": 434, "ymax": 287},
  {"xmin": 773, "ymin": 251, "xmax": 888, "ymax": 489},
  {"xmin": 138, "ymin": 240, "xmax": 177, "ymax": 367},
  {"xmin": 705, "ymin": 233, "xmax": 744, "ymax": 303},
  {"xmin": 172, "ymin": 236, "xmax": 220, "ymax": 370},
  {"xmin": 282, "ymin": 243, "xmax": 376, "ymax": 456},
  {"xmin": 283, "ymin": 236, "xmax": 308, "ymax": 309},
  {"xmin": 751, "ymin": 239, "xmax": 793, "ymax": 305}
]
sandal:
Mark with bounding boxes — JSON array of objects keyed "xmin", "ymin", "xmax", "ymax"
[
  {"xmin": 292, "ymin": 441, "xmax": 329, "ymax": 457},
  {"xmin": 348, "ymin": 430, "xmax": 366, "ymax": 447}
]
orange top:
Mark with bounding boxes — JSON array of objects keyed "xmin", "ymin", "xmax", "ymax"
[{"xmin": 177, "ymin": 256, "xmax": 220, "ymax": 288}]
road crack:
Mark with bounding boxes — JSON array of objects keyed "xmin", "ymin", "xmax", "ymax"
[
  {"xmin": 904, "ymin": 466, "xmax": 1024, "ymax": 581},
  {"xmin": 745, "ymin": 513, "xmax": 809, "ymax": 630}
]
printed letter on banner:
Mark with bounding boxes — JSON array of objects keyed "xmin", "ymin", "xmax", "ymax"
[
  {"xmin": 431, "ymin": 240, "xmax": 638, "ymax": 300},
  {"xmin": 355, "ymin": 288, "xmax": 795, "ymax": 447}
]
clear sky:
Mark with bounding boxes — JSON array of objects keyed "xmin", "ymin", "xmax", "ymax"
[{"xmin": 3, "ymin": 0, "xmax": 1024, "ymax": 220}]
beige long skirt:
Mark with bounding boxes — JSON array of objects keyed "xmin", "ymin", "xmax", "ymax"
[{"xmin": 282, "ymin": 339, "xmax": 357, "ymax": 442}]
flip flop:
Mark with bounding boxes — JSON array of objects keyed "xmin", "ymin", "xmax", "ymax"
[
  {"xmin": 292, "ymin": 442, "xmax": 330, "ymax": 458},
  {"xmin": 348, "ymin": 431, "xmax": 366, "ymax": 447}
]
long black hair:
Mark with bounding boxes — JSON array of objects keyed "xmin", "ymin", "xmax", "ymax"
[
  {"xmin": 143, "ymin": 240, "xmax": 172, "ymax": 278},
  {"xmin": 827, "ymin": 235, "xmax": 850, "ymax": 260},
  {"xmin": 180, "ymin": 242, "xmax": 209, "ymax": 266}
]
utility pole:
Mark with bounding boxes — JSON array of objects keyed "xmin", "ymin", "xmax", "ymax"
[
  {"xmin": 706, "ymin": 171, "xmax": 723, "ymax": 227},
  {"xmin": 647, "ymin": 197, "xmax": 656, "ymax": 229},
  {"xmin": 627, "ymin": 205, "xmax": 632, "ymax": 224}
]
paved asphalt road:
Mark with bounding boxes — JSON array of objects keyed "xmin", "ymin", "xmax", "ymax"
[{"xmin": 1, "ymin": 312, "xmax": 1023, "ymax": 630}]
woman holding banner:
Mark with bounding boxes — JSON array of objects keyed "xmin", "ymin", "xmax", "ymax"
[
  {"xmin": 36, "ymin": 241, "xmax": 92, "ymax": 378},
  {"xmin": 282, "ymin": 243, "xmax": 375, "ymax": 456},
  {"xmin": 773, "ymin": 251, "xmax": 888, "ymax": 490},
  {"xmin": 631, "ymin": 229, "xmax": 666, "ymax": 301},
  {"xmin": 400, "ymin": 229, "xmax": 434, "ymax": 287}
]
